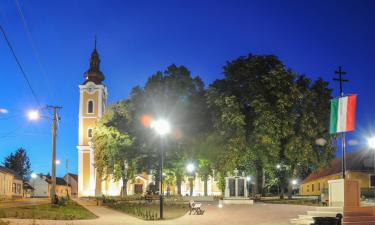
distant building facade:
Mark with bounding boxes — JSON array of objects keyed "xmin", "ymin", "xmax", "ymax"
[
  {"xmin": 29, "ymin": 174, "xmax": 71, "ymax": 197},
  {"xmin": 0, "ymin": 166, "xmax": 23, "ymax": 199},
  {"xmin": 64, "ymin": 173, "xmax": 78, "ymax": 197},
  {"xmin": 300, "ymin": 149, "xmax": 375, "ymax": 196}
]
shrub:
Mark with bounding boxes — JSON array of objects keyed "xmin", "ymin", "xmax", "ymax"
[
  {"xmin": 58, "ymin": 197, "xmax": 67, "ymax": 206},
  {"xmin": 0, "ymin": 220, "xmax": 10, "ymax": 225},
  {"xmin": 0, "ymin": 210, "xmax": 6, "ymax": 218}
]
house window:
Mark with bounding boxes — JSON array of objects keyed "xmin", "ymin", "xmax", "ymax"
[
  {"xmin": 318, "ymin": 183, "xmax": 320, "ymax": 191},
  {"xmin": 17, "ymin": 184, "xmax": 21, "ymax": 194},
  {"xmin": 312, "ymin": 184, "xmax": 315, "ymax": 192},
  {"xmin": 87, "ymin": 100, "xmax": 94, "ymax": 113},
  {"xmin": 370, "ymin": 175, "xmax": 375, "ymax": 187},
  {"xmin": 12, "ymin": 183, "xmax": 16, "ymax": 193},
  {"xmin": 88, "ymin": 128, "xmax": 93, "ymax": 138}
]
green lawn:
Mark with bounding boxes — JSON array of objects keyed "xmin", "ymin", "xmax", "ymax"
[
  {"xmin": 0, "ymin": 201, "xmax": 97, "ymax": 220},
  {"xmin": 107, "ymin": 201, "xmax": 189, "ymax": 220}
]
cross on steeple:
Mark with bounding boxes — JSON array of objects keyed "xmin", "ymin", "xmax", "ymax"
[
  {"xmin": 333, "ymin": 66, "xmax": 348, "ymax": 97},
  {"xmin": 94, "ymin": 35, "xmax": 97, "ymax": 50}
]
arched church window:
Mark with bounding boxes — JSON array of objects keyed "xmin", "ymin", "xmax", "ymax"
[
  {"xmin": 87, "ymin": 100, "xmax": 94, "ymax": 113},
  {"xmin": 88, "ymin": 128, "xmax": 93, "ymax": 138}
]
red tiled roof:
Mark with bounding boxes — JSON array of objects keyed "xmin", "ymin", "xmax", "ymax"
[{"xmin": 302, "ymin": 149, "xmax": 374, "ymax": 183}]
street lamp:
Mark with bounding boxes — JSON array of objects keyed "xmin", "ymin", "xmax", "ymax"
[
  {"xmin": 368, "ymin": 137, "xmax": 375, "ymax": 149},
  {"xmin": 27, "ymin": 110, "xmax": 40, "ymax": 121},
  {"xmin": 27, "ymin": 106, "xmax": 62, "ymax": 204},
  {"xmin": 186, "ymin": 163, "xmax": 195, "ymax": 196},
  {"xmin": 55, "ymin": 160, "xmax": 61, "ymax": 165},
  {"xmin": 151, "ymin": 119, "xmax": 170, "ymax": 220},
  {"xmin": 31, "ymin": 173, "xmax": 37, "ymax": 197}
]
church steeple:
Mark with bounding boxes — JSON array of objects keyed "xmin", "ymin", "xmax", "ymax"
[{"xmin": 83, "ymin": 37, "xmax": 105, "ymax": 84}]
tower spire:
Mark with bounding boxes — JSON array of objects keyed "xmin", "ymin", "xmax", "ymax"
[
  {"xmin": 94, "ymin": 35, "xmax": 97, "ymax": 50},
  {"xmin": 83, "ymin": 39, "xmax": 105, "ymax": 85}
]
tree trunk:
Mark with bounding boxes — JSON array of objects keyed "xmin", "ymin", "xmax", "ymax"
[
  {"xmin": 189, "ymin": 177, "xmax": 194, "ymax": 196},
  {"xmin": 204, "ymin": 177, "xmax": 208, "ymax": 196},
  {"xmin": 95, "ymin": 171, "xmax": 102, "ymax": 197},
  {"xmin": 253, "ymin": 162, "xmax": 263, "ymax": 195},
  {"xmin": 121, "ymin": 177, "xmax": 128, "ymax": 198},
  {"xmin": 176, "ymin": 175, "xmax": 182, "ymax": 195},
  {"xmin": 287, "ymin": 182, "xmax": 293, "ymax": 199}
]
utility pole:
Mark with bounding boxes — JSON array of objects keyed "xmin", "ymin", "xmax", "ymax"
[
  {"xmin": 333, "ymin": 66, "xmax": 348, "ymax": 179},
  {"xmin": 47, "ymin": 105, "xmax": 62, "ymax": 204},
  {"xmin": 66, "ymin": 159, "xmax": 69, "ymax": 197}
]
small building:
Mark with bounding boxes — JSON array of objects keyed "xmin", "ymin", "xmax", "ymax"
[
  {"xmin": 0, "ymin": 166, "xmax": 23, "ymax": 199},
  {"xmin": 300, "ymin": 149, "xmax": 375, "ymax": 196},
  {"xmin": 64, "ymin": 173, "xmax": 78, "ymax": 197},
  {"xmin": 29, "ymin": 174, "xmax": 71, "ymax": 198}
]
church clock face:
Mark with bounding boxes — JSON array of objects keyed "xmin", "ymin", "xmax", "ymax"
[{"xmin": 87, "ymin": 84, "xmax": 95, "ymax": 93}]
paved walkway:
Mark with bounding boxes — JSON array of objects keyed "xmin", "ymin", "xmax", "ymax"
[{"xmin": 3, "ymin": 200, "xmax": 314, "ymax": 225}]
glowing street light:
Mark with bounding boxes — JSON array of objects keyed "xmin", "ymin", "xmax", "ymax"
[
  {"xmin": 276, "ymin": 164, "xmax": 281, "ymax": 169},
  {"xmin": 186, "ymin": 163, "xmax": 195, "ymax": 173},
  {"xmin": 55, "ymin": 160, "xmax": 61, "ymax": 165},
  {"xmin": 27, "ymin": 110, "xmax": 40, "ymax": 121},
  {"xmin": 151, "ymin": 119, "xmax": 171, "ymax": 136},
  {"xmin": 186, "ymin": 163, "xmax": 195, "ymax": 197},
  {"xmin": 368, "ymin": 137, "xmax": 375, "ymax": 149},
  {"xmin": 246, "ymin": 176, "xmax": 251, "ymax": 182},
  {"xmin": 291, "ymin": 179, "xmax": 298, "ymax": 185},
  {"xmin": 150, "ymin": 118, "xmax": 171, "ymax": 220}
]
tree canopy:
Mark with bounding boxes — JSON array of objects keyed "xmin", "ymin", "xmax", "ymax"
[
  {"xmin": 92, "ymin": 55, "xmax": 335, "ymax": 197},
  {"xmin": 3, "ymin": 148, "xmax": 32, "ymax": 180}
]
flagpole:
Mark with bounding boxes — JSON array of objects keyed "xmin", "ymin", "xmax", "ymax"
[{"xmin": 334, "ymin": 66, "xmax": 348, "ymax": 179}]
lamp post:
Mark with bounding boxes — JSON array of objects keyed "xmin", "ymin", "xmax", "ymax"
[
  {"xmin": 150, "ymin": 119, "xmax": 170, "ymax": 220},
  {"xmin": 291, "ymin": 179, "xmax": 298, "ymax": 196},
  {"xmin": 369, "ymin": 137, "xmax": 375, "ymax": 193},
  {"xmin": 31, "ymin": 173, "xmax": 37, "ymax": 197},
  {"xmin": 246, "ymin": 176, "xmax": 251, "ymax": 197},
  {"xmin": 28, "ymin": 105, "xmax": 62, "ymax": 204},
  {"xmin": 186, "ymin": 163, "xmax": 195, "ymax": 196}
]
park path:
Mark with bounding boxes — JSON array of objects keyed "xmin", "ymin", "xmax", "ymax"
[{"xmin": 3, "ymin": 199, "xmax": 314, "ymax": 225}]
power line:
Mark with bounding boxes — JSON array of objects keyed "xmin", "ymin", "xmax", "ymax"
[
  {"xmin": 13, "ymin": 0, "xmax": 54, "ymax": 101},
  {"xmin": 0, "ymin": 24, "xmax": 41, "ymax": 108}
]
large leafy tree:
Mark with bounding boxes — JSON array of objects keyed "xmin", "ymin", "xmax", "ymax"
[
  {"xmin": 3, "ymin": 148, "xmax": 32, "ymax": 180},
  {"xmin": 207, "ymin": 54, "xmax": 335, "ymax": 197},
  {"xmin": 127, "ymin": 64, "xmax": 210, "ymax": 195},
  {"xmin": 92, "ymin": 101, "xmax": 137, "ymax": 197}
]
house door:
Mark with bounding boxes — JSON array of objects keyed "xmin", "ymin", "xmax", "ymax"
[{"xmin": 134, "ymin": 184, "xmax": 143, "ymax": 194}]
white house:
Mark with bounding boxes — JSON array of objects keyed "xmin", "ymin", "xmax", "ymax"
[{"xmin": 29, "ymin": 174, "xmax": 71, "ymax": 197}]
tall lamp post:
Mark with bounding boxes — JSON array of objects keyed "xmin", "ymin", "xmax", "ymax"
[
  {"xmin": 28, "ymin": 105, "xmax": 62, "ymax": 204},
  {"xmin": 369, "ymin": 137, "xmax": 375, "ymax": 194},
  {"xmin": 31, "ymin": 173, "xmax": 37, "ymax": 197},
  {"xmin": 151, "ymin": 119, "xmax": 171, "ymax": 220},
  {"xmin": 186, "ymin": 163, "xmax": 195, "ymax": 196}
]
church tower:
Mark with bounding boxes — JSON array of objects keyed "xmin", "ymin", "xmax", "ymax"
[{"xmin": 77, "ymin": 43, "xmax": 107, "ymax": 197}]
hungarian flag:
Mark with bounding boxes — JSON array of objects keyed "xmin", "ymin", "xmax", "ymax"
[{"xmin": 330, "ymin": 95, "xmax": 357, "ymax": 134}]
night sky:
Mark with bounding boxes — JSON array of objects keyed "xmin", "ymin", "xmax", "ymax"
[{"xmin": 0, "ymin": 0, "xmax": 374, "ymax": 177}]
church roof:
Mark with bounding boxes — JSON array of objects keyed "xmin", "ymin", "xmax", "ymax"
[
  {"xmin": 302, "ymin": 148, "xmax": 374, "ymax": 184},
  {"xmin": 83, "ymin": 42, "xmax": 105, "ymax": 85}
]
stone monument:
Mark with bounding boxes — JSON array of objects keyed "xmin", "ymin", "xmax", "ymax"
[{"xmin": 222, "ymin": 169, "xmax": 253, "ymax": 205}]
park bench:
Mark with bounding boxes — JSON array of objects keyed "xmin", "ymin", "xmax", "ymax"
[
  {"xmin": 189, "ymin": 200, "xmax": 204, "ymax": 215},
  {"xmin": 144, "ymin": 194, "xmax": 160, "ymax": 203}
]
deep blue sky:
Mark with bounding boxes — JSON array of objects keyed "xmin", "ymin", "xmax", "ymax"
[{"xmin": 0, "ymin": 0, "xmax": 374, "ymax": 177}]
